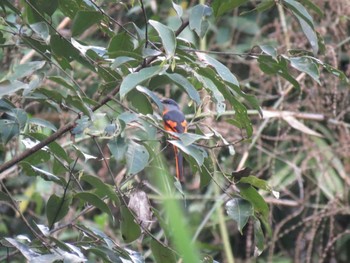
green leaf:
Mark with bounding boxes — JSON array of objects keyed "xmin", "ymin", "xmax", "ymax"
[
  {"xmin": 136, "ymin": 86, "xmax": 163, "ymax": 110},
  {"xmin": 111, "ymin": 56, "xmax": 136, "ymax": 69},
  {"xmin": 283, "ymin": 0, "xmax": 318, "ymax": 54},
  {"xmin": 226, "ymin": 198, "xmax": 254, "ymax": 234},
  {"xmin": 259, "ymin": 45, "xmax": 277, "ymax": 59},
  {"xmin": 120, "ymin": 205, "xmax": 141, "ymax": 243},
  {"xmin": 253, "ymin": 218, "xmax": 265, "ymax": 256},
  {"xmin": 127, "ymin": 89, "xmax": 153, "ymax": 115},
  {"xmin": 238, "ymin": 184, "xmax": 269, "ymax": 222},
  {"xmin": 80, "ymin": 175, "xmax": 120, "ymax": 204},
  {"xmin": 126, "ymin": 141, "xmax": 150, "ymax": 175},
  {"xmin": 58, "ymin": 0, "xmax": 91, "ymax": 19},
  {"xmin": 31, "ymin": 22, "xmax": 49, "ymax": 41},
  {"xmin": 21, "ymin": 141, "xmax": 50, "ymax": 164},
  {"xmin": 118, "ymin": 112, "xmax": 139, "ymax": 125},
  {"xmin": 178, "ymin": 132, "xmax": 209, "ymax": 146},
  {"xmin": 66, "ymin": 95, "xmax": 92, "ymax": 117},
  {"xmin": 28, "ymin": 118, "xmax": 58, "ymax": 132},
  {"xmin": 0, "ymin": 99, "xmax": 15, "ymax": 110},
  {"xmin": 200, "ymin": 157, "xmax": 214, "ymax": 188},
  {"xmin": 228, "ymin": 96, "xmax": 253, "ymax": 137},
  {"xmin": 28, "ymin": 132, "xmax": 72, "ymax": 163},
  {"xmin": 0, "ymin": 120, "xmax": 18, "ymax": 144},
  {"xmin": 172, "ymin": 2, "xmax": 183, "ymax": 17},
  {"xmin": 46, "ymin": 194, "xmax": 71, "ymax": 227},
  {"xmin": 48, "ymin": 76, "xmax": 76, "ymax": 93},
  {"xmin": 75, "ymin": 192, "xmax": 113, "ymax": 219},
  {"xmin": 27, "ymin": 0, "xmax": 58, "ymax": 16},
  {"xmin": 149, "ymin": 20, "xmax": 176, "ymax": 58},
  {"xmin": 4, "ymin": 238, "xmax": 40, "ymax": 259},
  {"xmin": 0, "ymin": 191, "xmax": 12, "ymax": 202},
  {"xmin": 120, "ymin": 65, "xmax": 165, "ymax": 99},
  {"xmin": 108, "ymin": 136, "xmax": 128, "ymax": 162},
  {"xmin": 212, "ymin": 0, "xmax": 248, "ymax": 17},
  {"xmin": 9, "ymin": 109, "xmax": 27, "ymax": 129},
  {"xmin": 31, "ymin": 165, "xmax": 64, "ymax": 184},
  {"xmin": 7, "ymin": 61, "xmax": 46, "ymax": 81},
  {"xmin": 22, "ymin": 36, "xmax": 50, "ymax": 55},
  {"xmin": 289, "ymin": 56, "xmax": 320, "ymax": 84},
  {"xmin": 151, "ymin": 239, "xmax": 177, "ymax": 263},
  {"xmin": 300, "ymin": 0, "xmax": 323, "ymax": 17},
  {"xmin": 35, "ymin": 87, "xmax": 65, "ymax": 104},
  {"xmin": 166, "ymin": 73, "xmax": 200, "ymax": 104},
  {"xmin": 169, "ymin": 140, "xmax": 207, "ymax": 166},
  {"xmin": 195, "ymin": 74, "xmax": 226, "ymax": 114},
  {"xmin": 108, "ymin": 32, "xmax": 134, "ymax": 54},
  {"xmin": 50, "ymin": 35, "xmax": 80, "ymax": 62},
  {"xmin": 197, "ymin": 53, "xmax": 239, "ymax": 86},
  {"xmin": 239, "ymin": 175, "xmax": 272, "ymax": 191},
  {"xmin": 72, "ymin": 10, "xmax": 103, "ymax": 37},
  {"xmin": 257, "ymin": 55, "xmax": 300, "ymax": 91},
  {"xmin": 1, "ymin": 0, "xmax": 21, "ymax": 15},
  {"xmin": 189, "ymin": 4, "xmax": 212, "ymax": 38},
  {"xmin": 256, "ymin": 0, "xmax": 275, "ymax": 12}
]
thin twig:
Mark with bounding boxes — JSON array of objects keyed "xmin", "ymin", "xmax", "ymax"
[
  {"xmin": 49, "ymin": 157, "xmax": 79, "ymax": 230},
  {"xmin": 139, "ymin": 0, "xmax": 149, "ymax": 67},
  {"xmin": 139, "ymin": 0, "xmax": 149, "ymax": 49}
]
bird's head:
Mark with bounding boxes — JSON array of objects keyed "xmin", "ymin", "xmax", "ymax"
[{"xmin": 161, "ymin": 98, "xmax": 180, "ymax": 111}]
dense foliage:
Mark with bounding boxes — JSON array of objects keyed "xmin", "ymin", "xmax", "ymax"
[{"xmin": 0, "ymin": 0, "xmax": 349, "ymax": 262}]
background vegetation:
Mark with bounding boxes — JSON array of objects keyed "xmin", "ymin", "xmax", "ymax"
[{"xmin": 0, "ymin": 0, "xmax": 349, "ymax": 262}]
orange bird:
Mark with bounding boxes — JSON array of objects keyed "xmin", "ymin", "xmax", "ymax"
[{"xmin": 161, "ymin": 99, "xmax": 187, "ymax": 182}]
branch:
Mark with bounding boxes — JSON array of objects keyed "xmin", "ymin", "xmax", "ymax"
[{"xmin": 0, "ymin": 18, "xmax": 191, "ymax": 175}]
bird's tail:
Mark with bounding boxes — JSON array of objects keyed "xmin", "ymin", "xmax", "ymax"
[{"xmin": 173, "ymin": 146, "xmax": 184, "ymax": 182}]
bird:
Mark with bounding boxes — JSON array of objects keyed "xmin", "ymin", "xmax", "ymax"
[{"xmin": 161, "ymin": 98, "xmax": 187, "ymax": 182}]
